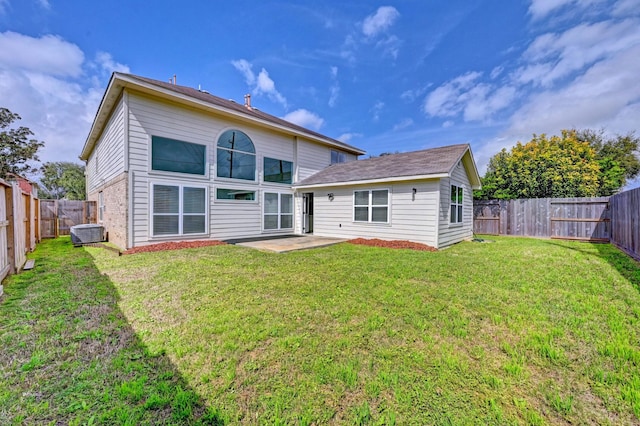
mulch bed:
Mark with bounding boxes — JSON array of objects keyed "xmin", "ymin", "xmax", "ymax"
[
  {"xmin": 122, "ymin": 240, "xmax": 226, "ymax": 255},
  {"xmin": 347, "ymin": 238, "xmax": 437, "ymax": 251}
]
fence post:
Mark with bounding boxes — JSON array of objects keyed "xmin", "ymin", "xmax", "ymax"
[{"xmin": 5, "ymin": 184, "xmax": 16, "ymax": 275}]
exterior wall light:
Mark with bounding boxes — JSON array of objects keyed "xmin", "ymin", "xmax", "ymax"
[
  {"xmin": 328, "ymin": 193, "xmax": 334, "ymax": 201},
  {"xmin": 412, "ymin": 188, "xmax": 417, "ymax": 201}
]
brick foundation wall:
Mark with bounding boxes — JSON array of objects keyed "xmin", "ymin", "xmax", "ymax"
[{"xmin": 88, "ymin": 172, "xmax": 128, "ymax": 250}]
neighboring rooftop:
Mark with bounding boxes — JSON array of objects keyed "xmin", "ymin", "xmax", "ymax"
[
  {"xmin": 294, "ymin": 144, "xmax": 481, "ymax": 188},
  {"xmin": 81, "ymin": 72, "xmax": 365, "ymax": 160}
]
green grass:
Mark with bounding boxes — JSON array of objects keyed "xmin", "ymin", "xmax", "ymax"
[{"xmin": 1, "ymin": 236, "xmax": 639, "ymax": 424}]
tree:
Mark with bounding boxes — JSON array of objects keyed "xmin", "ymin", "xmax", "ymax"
[
  {"xmin": 575, "ymin": 129, "xmax": 640, "ymax": 195},
  {"xmin": 475, "ymin": 130, "xmax": 602, "ymax": 199},
  {"xmin": 0, "ymin": 107, "xmax": 45, "ymax": 179},
  {"xmin": 39, "ymin": 162, "xmax": 86, "ymax": 200}
]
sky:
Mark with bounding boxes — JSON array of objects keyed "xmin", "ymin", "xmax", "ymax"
[{"xmin": 1, "ymin": 0, "xmax": 639, "ymax": 185}]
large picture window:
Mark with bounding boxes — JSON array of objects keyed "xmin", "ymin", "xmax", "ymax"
[
  {"xmin": 152, "ymin": 136, "xmax": 206, "ymax": 175},
  {"xmin": 217, "ymin": 130, "xmax": 256, "ymax": 181},
  {"xmin": 152, "ymin": 184, "xmax": 207, "ymax": 236},
  {"xmin": 264, "ymin": 192, "xmax": 293, "ymax": 230},
  {"xmin": 353, "ymin": 189, "xmax": 389, "ymax": 223},
  {"xmin": 264, "ymin": 157, "xmax": 293, "ymax": 184},
  {"xmin": 450, "ymin": 184, "xmax": 463, "ymax": 224}
]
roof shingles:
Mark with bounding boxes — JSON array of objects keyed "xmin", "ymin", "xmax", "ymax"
[{"xmin": 295, "ymin": 144, "xmax": 470, "ymax": 187}]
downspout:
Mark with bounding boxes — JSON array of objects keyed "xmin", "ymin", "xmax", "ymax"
[{"xmin": 123, "ymin": 90, "xmax": 134, "ymax": 249}]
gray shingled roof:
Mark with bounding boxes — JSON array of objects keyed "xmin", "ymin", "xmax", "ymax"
[
  {"xmin": 120, "ymin": 73, "xmax": 364, "ymax": 154},
  {"xmin": 295, "ymin": 144, "xmax": 471, "ymax": 187}
]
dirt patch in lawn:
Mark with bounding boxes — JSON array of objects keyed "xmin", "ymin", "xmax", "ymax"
[
  {"xmin": 347, "ymin": 238, "xmax": 437, "ymax": 251},
  {"xmin": 122, "ymin": 240, "xmax": 226, "ymax": 255}
]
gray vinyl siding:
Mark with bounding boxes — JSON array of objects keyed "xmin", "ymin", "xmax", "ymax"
[
  {"xmin": 311, "ymin": 180, "xmax": 440, "ymax": 247},
  {"xmin": 437, "ymin": 161, "xmax": 473, "ymax": 248},
  {"xmin": 126, "ymin": 92, "xmax": 311, "ymax": 246},
  {"xmin": 87, "ymin": 96, "xmax": 125, "ymax": 193}
]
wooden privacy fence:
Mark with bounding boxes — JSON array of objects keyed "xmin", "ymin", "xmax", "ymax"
[
  {"xmin": 40, "ymin": 200, "xmax": 97, "ymax": 238},
  {"xmin": 610, "ymin": 187, "xmax": 640, "ymax": 261},
  {"xmin": 0, "ymin": 178, "xmax": 39, "ymax": 287},
  {"xmin": 474, "ymin": 197, "xmax": 611, "ymax": 242}
]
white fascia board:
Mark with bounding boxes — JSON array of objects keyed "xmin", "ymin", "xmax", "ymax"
[{"xmin": 293, "ymin": 173, "xmax": 449, "ymax": 190}]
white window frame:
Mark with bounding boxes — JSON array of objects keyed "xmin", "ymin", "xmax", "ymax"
[
  {"xmin": 98, "ymin": 191, "xmax": 105, "ymax": 223},
  {"xmin": 150, "ymin": 182, "xmax": 208, "ymax": 238},
  {"xmin": 331, "ymin": 149, "xmax": 347, "ymax": 164},
  {"xmin": 263, "ymin": 192, "xmax": 294, "ymax": 231},
  {"xmin": 353, "ymin": 189, "xmax": 390, "ymax": 223},
  {"xmin": 450, "ymin": 184, "xmax": 464, "ymax": 225},
  {"xmin": 214, "ymin": 187, "xmax": 258, "ymax": 203},
  {"xmin": 216, "ymin": 129, "xmax": 256, "ymax": 182}
]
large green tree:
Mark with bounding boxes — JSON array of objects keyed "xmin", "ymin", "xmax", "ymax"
[
  {"xmin": 476, "ymin": 129, "xmax": 640, "ymax": 199},
  {"xmin": 575, "ymin": 129, "xmax": 640, "ymax": 195},
  {"xmin": 476, "ymin": 130, "xmax": 602, "ymax": 199},
  {"xmin": 39, "ymin": 162, "xmax": 86, "ymax": 200},
  {"xmin": 0, "ymin": 107, "xmax": 45, "ymax": 179}
]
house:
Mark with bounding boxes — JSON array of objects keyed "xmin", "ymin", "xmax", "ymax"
[{"xmin": 80, "ymin": 72, "xmax": 481, "ymax": 250}]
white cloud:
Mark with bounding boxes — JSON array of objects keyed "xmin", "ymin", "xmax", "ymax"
[
  {"xmin": 362, "ymin": 6, "xmax": 400, "ymax": 37},
  {"xmin": 255, "ymin": 68, "xmax": 287, "ymax": 108},
  {"xmin": 528, "ymin": 0, "xmax": 606, "ymax": 19},
  {"xmin": 329, "ymin": 66, "xmax": 339, "ymax": 107},
  {"xmin": 507, "ymin": 42, "xmax": 640, "ymax": 137},
  {"xmin": 94, "ymin": 51, "xmax": 130, "ymax": 75},
  {"xmin": 232, "ymin": 60, "xmax": 287, "ymax": 108},
  {"xmin": 0, "ymin": 31, "xmax": 126, "ymax": 168},
  {"xmin": 231, "ymin": 59, "xmax": 256, "ymax": 86},
  {"xmin": 442, "ymin": 120, "xmax": 454, "ymax": 128},
  {"xmin": 371, "ymin": 100, "xmax": 384, "ymax": 121},
  {"xmin": 423, "ymin": 71, "xmax": 482, "ymax": 117},
  {"xmin": 518, "ymin": 19, "xmax": 640, "ymax": 87},
  {"xmin": 282, "ymin": 109, "xmax": 324, "ymax": 130},
  {"xmin": 338, "ymin": 132, "xmax": 362, "ymax": 143},
  {"xmin": 401, "ymin": 85, "xmax": 431, "ymax": 102},
  {"xmin": 0, "ymin": 31, "xmax": 84, "ymax": 77},
  {"xmin": 376, "ymin": 35, "xmax": 402, "ymax": 59},
  {"xmin": 392, "ymin": 118, "xmax": 413, "ymax": 131},
  {"xmin": 613, "ymin": 0, "xmax": 640, "ymax": 16},
  {"xmin": 37, "ymin": 0, "xmax": 51, "ymax": 10}
]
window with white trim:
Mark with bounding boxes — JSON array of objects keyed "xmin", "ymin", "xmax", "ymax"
[
  {"xmin": 152, "ymin": 184, "xmax": 207, "ymax": 236},
  {"xmin": 215, "ymin": 188, "xmax": 256, "ymax": 201},
  {"xmin": 354, "ymin": 189, "xmax": 389, "ymax": 223},
  {"xmin": 151, "ymin": 136, "xmax": 206, "ymax": 175},
  {"xmin": 264, "ymin": 157, "xmax": 293, "ymax": 184},
  {"xmin": 450, "ymin": 184, "xmax": 463, "ymax": 224},
  {"xmin": 216, "ymin": 129, "xmax": 256, "ymax": 181},
  {"xmin": 264, "ymin": 192, "xmax": 293, "ymax": 230},
  {"xmin": 331, "ymin": 150, "xmax": 347, "ymax": 164},
  {"xmin": 98, "ymin": 191, "xmax": 105, "ymax": 222}
]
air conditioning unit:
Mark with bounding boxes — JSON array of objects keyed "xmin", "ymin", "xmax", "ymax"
[{"xmin": 70, "ymin": 224, "xmax": 105, "ymax": 246}]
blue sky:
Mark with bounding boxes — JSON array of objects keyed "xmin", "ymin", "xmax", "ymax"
[{"xmin": 1, "ymin": 0, "xmax": 639, "ymax": 181}]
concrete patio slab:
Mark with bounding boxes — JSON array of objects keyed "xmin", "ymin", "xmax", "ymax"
[{"xmin": 231, "ymin": 235, "xmax": 347, "ymax": 253}]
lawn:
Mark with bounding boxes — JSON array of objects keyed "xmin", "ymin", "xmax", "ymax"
[{"xmin": 1, "ymin": 236, "xmax": 639, "ymax": 425}]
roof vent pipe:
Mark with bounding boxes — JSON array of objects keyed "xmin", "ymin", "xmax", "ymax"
[{"xmin": 244, "ymin": 94, "xmax": 251, "ymax": 109}]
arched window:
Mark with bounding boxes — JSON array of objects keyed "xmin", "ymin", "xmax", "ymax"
[{"xmin": 216, "ymin": 130, "xmax": 256, "ymax": 181}]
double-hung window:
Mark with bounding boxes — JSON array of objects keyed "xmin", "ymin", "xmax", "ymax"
[
  {"xmin": 152, "ymin": 184, "xmax": 207, "ymax": 236},
  {"xmin": 151, "ymin": 136, "xmax": 206, "ymax": 175},
  {"xmin": 264, "ymin": 192, "xmax": 293, "ymax": 230},
  {"xmin": 450, "ymin": 184, "xmax": 463, "ymax": 224},
  {"xmin": 354, "ymin": 189, "xmax": 389, "ymax": 223},
  {"xmin": 217, "ymin": 130, "xmax": 256, "ymax": 181}
]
